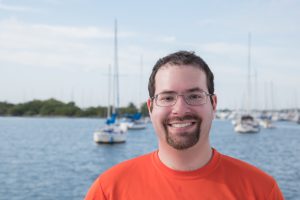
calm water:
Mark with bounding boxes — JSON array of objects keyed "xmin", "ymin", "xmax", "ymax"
[{"xmin": 0, "ymin": 117, "xmax": 299, "ymax": 200}]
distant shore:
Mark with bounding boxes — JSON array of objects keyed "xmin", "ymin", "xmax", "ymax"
[{"xmin": 0, "ymin": 98, "xmax": 149, "ymax": 118}]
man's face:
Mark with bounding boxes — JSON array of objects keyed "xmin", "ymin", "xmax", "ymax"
[{"xmin": 148, "ymin": 65, "xmax": 217, "ymax": 150}]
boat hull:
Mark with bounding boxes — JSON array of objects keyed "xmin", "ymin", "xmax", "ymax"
[
  {"xmin": 234, "ymin": 124, "xmax": 260, "ymax": 133},
  {"xmin": 93, "ymin": 131, "xmax": 127, "ymax": 143},
  {"xmin": 234, "ymin": 115, "xmax": 260, "ymax": 133},
  {"xmin": 93, "ymin": 124, "xmax": 127, "ymax": 144}
]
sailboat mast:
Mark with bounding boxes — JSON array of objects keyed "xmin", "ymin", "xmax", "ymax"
[
  {"xmin": 114, "ymin": 19, "xmax": 120, "ymax": 113},
  {"xmin": 254, "ymin": 69, "xmax": 258, "ymax": 110},
  {"xmin": 271, "ymin": 81, "xmax": 274, "ymax": 111},
  {"xmin": 107, "ymin": 64, "xmax": 111, "ymax": 118},
  {"xmin": 247, "ymin": 32, "xmax": 252, "ymax": 113},
  {"xmin": 138, "ymin": 55, "xmax": 143, "ymax": 112}
]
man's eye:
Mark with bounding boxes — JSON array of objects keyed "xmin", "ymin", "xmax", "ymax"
[
  {"xmin": 160, "ymin": 96, "xmax": 175, "ymax": 102},
  {"xmin": 189, "ymin": 94, "xmax": 203, "ymax": 100}
]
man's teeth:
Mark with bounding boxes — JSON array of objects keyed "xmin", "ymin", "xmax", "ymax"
[{"xmin": 171, "ymin": 123, "xmax": 192, "ymax": 128}]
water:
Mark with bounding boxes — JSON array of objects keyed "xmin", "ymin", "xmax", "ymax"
[{"xmin": 0, "ymin": 117, "xmax": 299, "ymax": 200}]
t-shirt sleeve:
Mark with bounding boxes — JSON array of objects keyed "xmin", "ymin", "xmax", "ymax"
[
  {"xmin": 267, "ymin": 181, "xmax": 285, "ymax": 200},
  {"xmin": 84, "ymin": 177, "xmax": 106, "ymax": 200}
]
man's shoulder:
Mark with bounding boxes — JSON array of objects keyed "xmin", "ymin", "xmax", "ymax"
[
  {"xmin": 214, "ymin": 151, "xmax": 283, "ymax": 198},
  {"xmin": 219, "ymin": 152, "xmax": 275, "ymax": 184},
  {"xmin": 220, "ymin": 153, "xmax": 267, "ymax": 173}
]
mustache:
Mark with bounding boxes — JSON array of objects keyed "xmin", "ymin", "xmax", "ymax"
[{"xmin": 164, "ymin": 114, "xmax": 200, "ymax": 124}]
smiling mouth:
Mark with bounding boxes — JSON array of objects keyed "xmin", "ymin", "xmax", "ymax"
[
  {"xmin": 165, "ymin": 115, "xmax": 199, "ymax": 129},
  {"xmin": 168, "ymin": 122, "xmax": 196, "ymax": 128}
]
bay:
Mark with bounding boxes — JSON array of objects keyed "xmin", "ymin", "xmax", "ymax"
[{"xmin": 0, "ymin": 117, "xmax": 299, "ymax": 199}]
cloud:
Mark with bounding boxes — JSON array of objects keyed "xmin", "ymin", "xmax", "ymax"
[
  {"xmin": 0, "ymin": 18, "xmax": 115, "ymax": 40},
  {"xmin": 0, "ymin": 2, "xmax": 32, "ymax": 12},
  {"xmin": 158, "ymin": 36, "xmax": 176, "ymax": 43},
  {"xmin": 196, "ymin": 19, "xmax": 217, "ymax": 27},
  {"xmin": 201, "ymin": 42, "xmax": 245, "ymax": 56},
  {"xmin": 0, "ymin": 18, "xmax": 140, "ymax": 71}
]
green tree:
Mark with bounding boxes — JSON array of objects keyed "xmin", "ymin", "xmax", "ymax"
[
  {"xmin": 39, "ymin": 99, "xmax": 65, "ymax": 116},
  {"xmin": 118, "ymin": 102, "xmax": 138, "ymax": 115},
  {"xmin": 0, "ymin": 102, "xmax": 14, "ymax": 115},
  {"xmin": 81, "ymin": 106, "xmax": 107, "ymax": 117},
  {"xmin": 0, "ymin": 99, "xmax": 151, "ymax": 118}
]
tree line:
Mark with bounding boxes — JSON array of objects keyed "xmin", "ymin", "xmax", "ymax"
[{"xmin": 0, "ymin": 98, "xmax": 149, "ymax": 118}]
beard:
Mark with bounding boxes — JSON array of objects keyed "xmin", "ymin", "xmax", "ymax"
[{"xmin": 163, "ymin": 114, "xmax": 201, "ymax": 150}]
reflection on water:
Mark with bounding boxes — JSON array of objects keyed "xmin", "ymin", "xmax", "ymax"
[{"xmin": 0, "ymin": 117, "xmax": 299, "ymax": 199}]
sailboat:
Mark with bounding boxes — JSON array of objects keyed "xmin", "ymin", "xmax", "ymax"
[
  {"xmin": 234, "ymin": 33, "xmax": 260, "ymax": 133},
  {"xmin": 120, "ymin": 55, "xmax": 147, "ymax": 130},
  {"xmin": 234, "ymin": 114, "xmax": 260, "ymax": 133},
  {"xmin": 128, "ymin": 56, "xmax": 147, "ymax": 130},
  {"xmin": 93, "ymin": 119, "xmax": 127, "ymax": 143},
  {"xmin": 258, "ymin": 82, "xmax": 275, "ymax": 129},
  {"xmin": 93, "ymin": 20, "xmax": 128, "ymax": 143},
  {"xmin": 123, "ymin": 113, "xmax": 147, "ymax": 130}
]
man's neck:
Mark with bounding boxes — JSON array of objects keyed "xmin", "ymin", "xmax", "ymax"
[{"xmin": 157, "ymin": 141, "xmax": 212, "ymax": 171}]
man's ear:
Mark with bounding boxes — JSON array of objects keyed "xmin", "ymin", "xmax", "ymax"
[
  {"xmin": 212, "ymin": 94, "xmax": 217, "ymax": 112},
  {"xmin": 147, "ymin": 98, "xmax": 153, "ymax": 114}
]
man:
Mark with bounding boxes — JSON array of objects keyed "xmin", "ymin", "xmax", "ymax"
[{"xmin": 85, "ymin": 51, "xmax": 284, "ymax": 199}]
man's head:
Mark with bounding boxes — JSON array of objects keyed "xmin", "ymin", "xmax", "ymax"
[
  {"xmin": 148, "ymin": 51, "xmax": 214, "ymax": 102},
  {"xmin": 147, "ymin": 51, "xmax": 217, "ymax": 151}
]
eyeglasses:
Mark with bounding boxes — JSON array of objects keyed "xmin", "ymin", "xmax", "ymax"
[{"xmin": 151, "ymin": 91, "xmax": 213, "ymax": 107}]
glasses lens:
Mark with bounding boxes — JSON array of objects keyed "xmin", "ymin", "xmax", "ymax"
[
  {"xmin": 155, "ymin": 91, "xmax": 209, "ymax": 107},
  {"xmin": 185, "ymin": 92, "xmax": 207, "ymax": 105},
  {"xmin": 156, "ymin": 93, "xmax": 176, "ymax": 106}
]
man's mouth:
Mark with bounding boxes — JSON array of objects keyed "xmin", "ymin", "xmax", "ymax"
[
  {"xmin": 164, "ymin": 115, "xmax": 200, "ymax": 131},
  {"xmin": 163, "ymin": 115, "xmax": 201, "ymax": 149},
  {"xmin": 168, "ymin": 122, "xmax": 195, "ymax": 128}
]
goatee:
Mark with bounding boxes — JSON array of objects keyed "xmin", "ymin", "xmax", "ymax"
[{"xmin": 163, "ymin": 114, "xmax": 201, "ymax": 150}]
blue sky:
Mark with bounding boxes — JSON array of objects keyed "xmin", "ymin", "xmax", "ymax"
[{"xmin": 0, "ymin": 0, "xmax": 299, "ymax": 110}]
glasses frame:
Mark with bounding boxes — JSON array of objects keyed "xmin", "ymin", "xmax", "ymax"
[{"xmin": 151, "ymin": 91, "xmax": 214, "ymax": 107}]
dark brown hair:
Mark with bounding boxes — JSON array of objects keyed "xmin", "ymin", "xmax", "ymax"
[{"xmin": 148, "ymin": 50, "xmax": 215, "ymax": 100}]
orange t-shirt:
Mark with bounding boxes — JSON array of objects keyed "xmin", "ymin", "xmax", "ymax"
[{"xmin": 85, "ymin": 149, "xmax": 284, "ymax": 200}]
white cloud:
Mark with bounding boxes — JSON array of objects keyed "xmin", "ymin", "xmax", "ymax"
[
  {"xmin": 196, "ymin": 19, "xmax": 217, "ymax": 27},
  {"xmin": 158, "ymin": 36, "xmax": 176, "ymax": 43},
  {"xmin": 0, "ymin": 2, "xmax": 32, "ymax": 12},
  {"xmin": 0, "ymin": 18, "xmax": 114, "ymax": 40},
  {"xmin": 201, "ymin": 42, "xmax": 245, "ymax": 56},
  {"xmin": 0, "ymin": 18, "xmax": 175, "ymax": 79},
  {"xmin": 0, "ymin": 19, "xmax": 140, "ymax": 71}
]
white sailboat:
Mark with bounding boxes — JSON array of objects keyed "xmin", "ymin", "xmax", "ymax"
[
  {"xmin": 259, "ymin": 118, "xmax": 275, "ymax": 129},
  {"xmin": 256, "ymin": 82, "xmax": 275, "ymax": 129},
  {"xmin": 129, "ymin": 55, "xmax": 147, "ymax": 130},
  {"xmin": 93, "ymin": 122, "xmax": 127, "ymax": 143},
  {"xmin": 234, "ymin": 33, "xmax": 260, "ymax": 133},
  {"xmin": 234, "ymin": 114, "xmax": 260, "ymax": 133},
  {"xmin": 125, "ymin": 116, "xmax": 147, "ymax": 130},
  {"xmin": 93, "ymin": 67, "xmax": 128, "ymax": 143},
  {"xmin": 259, "ymin": 111, "xmax": 275, "ymax": 129},
  {"xmin": 122, "ymin": 55, "xmax": 147, "ymax": 131},
  {"xmin": 93, "ymin": 20, "xmax": 128, "ymax": 143},
  {"xmin": 120, "ymin": 112, "xmax": 147, "ymax": 130}
]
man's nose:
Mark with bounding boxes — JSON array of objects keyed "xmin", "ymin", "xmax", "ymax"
[{"xmin": 171, "ymin": 95, "xmax": 190, "ymax": 115}]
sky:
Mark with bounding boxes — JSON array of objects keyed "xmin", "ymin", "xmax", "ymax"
[{"xmin": 0, "ymin": 0, "xmax": 299, "ymax": 110}]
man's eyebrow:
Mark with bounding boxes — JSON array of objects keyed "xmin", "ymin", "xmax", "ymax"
[
  {"xmin": 158, "ymin": 90, "xmax": 177, "ymax": 95},
  {"xmin": 186, "ymin": 87, "xmax": 204, "ymax": 92},
  {"xmin": 157, "ymin": 88, "xmax": 205, "ymax": 95}
]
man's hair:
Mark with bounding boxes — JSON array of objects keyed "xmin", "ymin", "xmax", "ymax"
[{"xmin": 148, "ymin": 50, "xmax": 215, "ymax": 100}]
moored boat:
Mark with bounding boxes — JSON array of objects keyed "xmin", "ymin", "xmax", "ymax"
[
  {"xmin": 93, "ymin": 19, "xmax": 128, "ymax": 144},
  {"xmin": 93, "ymin": 123, "xmax": 127, "ymax": 143},
  {"xmin": 234, "ymin": 115, "xmax": 260, "ymax": 133},
  {"xmin": 127, "ymin": 120, "xmax": 147, "ymax": 130}
]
